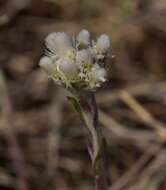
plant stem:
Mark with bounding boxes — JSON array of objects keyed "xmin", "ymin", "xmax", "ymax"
[{"xmin": 69, "ymin": 92, "xmax": 108, "ymax": 190}]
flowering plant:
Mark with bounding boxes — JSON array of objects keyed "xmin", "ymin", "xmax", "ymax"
[
  {"xmin": 39, "ymin": 30, "xmax": 111, "ymax": 190},
  {"xmin": 39, "ymin": 29, "xmax": 110, "ymax": 92}
]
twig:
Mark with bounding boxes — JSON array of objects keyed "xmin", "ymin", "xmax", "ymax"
[
  {"xmin": 109, "ymin": 145, "xmax": 162, "ymax": 190},
  {"xmin": 127, "ymin": 150, "xmax": 166, "ymax": 190},
  {"xmin": 119, "ymin": 91, "xmax": 166, "ymax": 140},
  {"xmin": 0, "ymin": 70, "xmax": 28, "ymax": 190},
  {"xmin": 46, "ymin": 88, "xmax": 65, "ymax": 188},
  {"xmin": 97, "ymin": 81, "xmax": 166, "ymax": 104},
  {"xmin": 99, "ymin": 110, "xmax": 159, "ymax": 144}
]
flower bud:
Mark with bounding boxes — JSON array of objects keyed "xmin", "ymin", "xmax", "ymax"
[
  {"xmin": 58, "ymin": 59, "xmax": 78, "ymax": 77},
  {"xmin": 39, "ymin": 56, "xmax": 56, "ymax": 76},
  {"xmin": 91, "ymin": 64, "xmax": 106, "ymax": 82},
  {"xmin": 77, "ymin": 29, "xmax": 90, "ymax": 46},
  {"xmin": 96, "ymin": 34, "xmax": 110, "ymax": 52},
  {"xmin": 45, "ymin": 32, "xmax": 72, "ymax": 53},
  {"xmin": 76, "ymin": 49, "xmax": 92, "ymax": 65}
]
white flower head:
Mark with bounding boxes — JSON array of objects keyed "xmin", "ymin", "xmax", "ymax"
[
  {"xmin": 45, "ymin": 32, "xmax": 72, "ymax": 54},
  {"xmin": 88, "ymin": 64, "xmax": 106, "ymax": 88},
  {"xmin": 76, "ymin": 49, "xmax": 92, "ymax": 66},
  {"xmin": 96, "ymin": 34, "xmax": 110, "ymax": 53},
  {"xmin": 39, "ymin": 30, "xmax": 111, "ymax": 91},
  {"xmin": 92, "ymin": 64, "xmax": 106, "ymax": 80},
  {"xmin": 77, "ymin": 29, "xmax": 90, "ymax": 46},
  {"xmin": 58, "ymin": 59, "xmax": 78, "ymax": 78},
  {"xmin": 39, "ymin": 56, "xmax": 56, "ymax": 76}
]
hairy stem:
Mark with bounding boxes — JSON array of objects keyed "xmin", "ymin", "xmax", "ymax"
[{"xmin": 69, "ymin": 93, "xmax": 108, "ymax": 190}]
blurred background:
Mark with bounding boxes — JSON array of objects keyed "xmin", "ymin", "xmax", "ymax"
[{"xmin": 0, "ymin": 0, "xmax": 166, "ymax": 190}]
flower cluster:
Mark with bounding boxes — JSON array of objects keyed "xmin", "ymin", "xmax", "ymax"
[{"xmin": 39, "ymin": 29, "xmax": 111, "ymax": 92}]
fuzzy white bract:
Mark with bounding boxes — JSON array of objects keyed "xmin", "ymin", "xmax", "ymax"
[
  {"xmin": 96, "ymin": 34, "xmax": 111, "ymax": 52},
  {"xmin": 76, "ymin": 29, "xmax": 90, "ymax": 46},
  {"xmin": 39, "ymin": 30, "xmax": 111, "ymax": 91}
]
